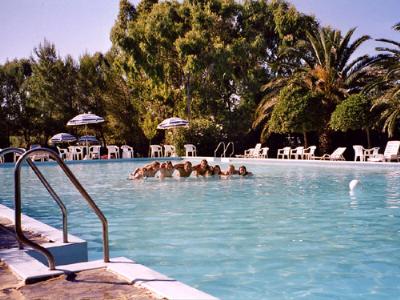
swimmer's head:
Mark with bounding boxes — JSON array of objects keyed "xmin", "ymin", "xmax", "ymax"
[
  {"xmin": 239, "ymin": 165, "xmax": 247, "ymax": 175},
  {"xmin": 213, "ymin": 165, "xmax": 221, "ymax": 175},
  {"xmin": 200, "ymin": 159, "xmax": 208, "ymax": 168},
  {"xmin": 184, "ymin": 161, "xmax": 192, "ymax": 171}
]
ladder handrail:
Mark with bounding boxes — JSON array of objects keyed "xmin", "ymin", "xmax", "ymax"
[
  {"xmin": 223, "ymin": 142, "xmax": 235, "ymax": 158},
  {"xmin": 14, "ymin": 148, "xmax": 109, "ymax": 270},
  {"xmin": 0, "ymin": 147, "xmax": 68, "ymax": 245},
  {"xmin": 214, "ymin": 142, "xmax": 226, "ymax": 157}
]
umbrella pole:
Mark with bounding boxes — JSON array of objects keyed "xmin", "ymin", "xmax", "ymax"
[{"xmin": 85, "ymin": 125, "xmax": 89, "ymax": 160}]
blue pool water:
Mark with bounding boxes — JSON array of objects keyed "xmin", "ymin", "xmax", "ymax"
[{"xmin": 1, "ymin": 160, "xmax": 400, "ymax": 299}]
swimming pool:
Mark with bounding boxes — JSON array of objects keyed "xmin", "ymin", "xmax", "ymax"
[{"xmin": 1, "ymin": 160, "xmax": 400, "ymax": 299}]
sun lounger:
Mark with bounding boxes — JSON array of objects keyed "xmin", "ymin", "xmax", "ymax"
[
  {"xmin": 236, "ymin": 143, "xmax": 262, "ymax": 158},
  {"xmin": 368, "ymin": 141, "xmax": 400, "ymax": 162},
  {"xmin": 316, "ymin": 147, "xmax": 346, "ymax": 161}
]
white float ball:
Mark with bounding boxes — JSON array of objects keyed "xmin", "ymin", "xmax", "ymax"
[{"xmin": 349, "ymin": 179, "xmax": 360, "ymax": 191}]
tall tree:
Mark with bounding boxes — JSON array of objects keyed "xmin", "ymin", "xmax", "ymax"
[
  {"xmin": 111, "ymin": 0, "xmax": 316, "ymax": 152},
  {"xmin": 26, "ymin": 41, "xmax": 79, "ymax": 144},
  {"xmin": 0, "ymin": 59, "xmax": 32, "ymax": 146},
  {"xmin": 255, "ymin": 27, "xmax": 372, "ymax": 151},
  {"xmin": 368, "ymin": 22, "xmax": 400, "ymax": 137}
]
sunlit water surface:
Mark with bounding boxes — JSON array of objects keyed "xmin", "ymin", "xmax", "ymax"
[{"xmin": 1, "ymin": 160, "xmax": 400, "ymax": 299}]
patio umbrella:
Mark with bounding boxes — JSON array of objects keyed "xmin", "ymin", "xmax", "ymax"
[
  {"xmin": 78, "ymin": 135, "xmax": 99, "ymax": 145},
  {"xmin": 67, "ymin": 113, "xmax": 104, "ymax": 158},
  {"xmin": 49, "ymin": 133, "xmax": 77, "ymax": 144},
  {"xmin": 67, "ymin": 113, "xmax": 104, "ymax": 126},
  {"xmin": 157, "ymin": 117, "xmax": 189, "ymax": 130}
]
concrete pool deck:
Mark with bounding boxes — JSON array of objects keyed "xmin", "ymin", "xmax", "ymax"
[{"xmin": 0, "ymin": 204, "xmax": 218, "ymax": 300}]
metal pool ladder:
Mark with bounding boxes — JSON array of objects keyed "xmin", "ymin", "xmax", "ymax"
[
  {"xmin": 214, "ymin": 141, "xmax": 235, "ymax": 158},
  {"xmin": 1, "ymin": 147, "xmax": 109, "ymax": 270}
]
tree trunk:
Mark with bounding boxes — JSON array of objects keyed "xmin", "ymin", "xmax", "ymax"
[
  {"xmin": 99, "ymin": 127, "xmax": 107, "ymax": 148},
  {"xmin": 185, "ymin": 73, "xmax": 191, "ymax": 120},
  {"xmin": 318, "ymin": 129, "xmax": 331, "ymax": 154},
  {"xmin": 303, "ymin": 131, "xmax": 308, "ymax": 148},
  {"xmin": 366, "ymin": 128, "xmax": 371, "ymax": 148}
]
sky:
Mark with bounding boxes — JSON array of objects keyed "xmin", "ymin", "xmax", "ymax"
[{"xmin": 1, "ymin": 0, "xmax": 399, "ymax": 64}]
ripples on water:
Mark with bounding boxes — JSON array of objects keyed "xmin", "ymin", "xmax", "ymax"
[{"xmin": 1, "ymin": 161, "xmax": 400, "ymax": 300}]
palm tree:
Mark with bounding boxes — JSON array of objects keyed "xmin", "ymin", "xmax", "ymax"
[
  {"xmin": 254, "ymin": 27, "xmax": 371, "ymax": 149},
  {"xmin": 368, "ymin": 22, "xmax": 400, "ymax": 137}
]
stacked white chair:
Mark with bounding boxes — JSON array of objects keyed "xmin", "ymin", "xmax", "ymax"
[
  {"xmin": 150, "ymin": 145, "xmax": 163, "ymax": 157},
  {"xmin": 121, "ymin": 145, "xmax": 134, "ymax": 158},
  {"xmin": 304, "ymin": 146, "xmax": 317, "ymax": 160},
  {"xmin": 89, "ymin": 145, "xmax": 101, "ymax": 159},
  {"xmin": 107, "ymin": 145, "xmax": 120, "ymax": 159},
  {"xmin": 68, "ymin": 146, "xmax": 83, "ymax": 160},
  {"xmin": 259, "ymin": 147, "xmax": 269, "ymax": 158},
  {"xmin": 57, "ymin": 146, "xmax": 70, "ymax": 160},
  {"xmin": 277, "ymin": 147, "xmax": 291, "ymax": 159},
  {"xmin": 164, "ymin": 145, "xmax": 176, "ymax": 157},
  {"xmin": 290, "ymin": 146, "xmax": 305, "ymax": 159},
  {"xmin": 353, "ymin": 145, "xmax": 365, "ymax": 161},
  {"xmin": 184, "ymin": 144, "xmax": 197, "ymax": 156}
]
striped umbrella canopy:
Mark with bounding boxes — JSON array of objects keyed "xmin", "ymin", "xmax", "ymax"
[
  {"xmin": 50, "ymin": 133, "xmax": 77, "ymax": 144},
  {"xmin": 67, "ymin": 113, "xmax": 104, "ymax": 126},
  {"xmin": 78, "ymin": 135, "xmax": 99, "ymax": 145},
  {"xmin": 157, "ymin": 117, "xmax": 189, "ymax": 130}
]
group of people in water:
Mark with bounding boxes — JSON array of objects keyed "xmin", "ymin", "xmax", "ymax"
[{"xmin": 129, "ymin": 159, "xmax": 253, "ymax": 180}]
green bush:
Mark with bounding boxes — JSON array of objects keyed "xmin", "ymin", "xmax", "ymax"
[{"xmin": 166, "ymin": 118, "xmax": 225, "ymax": 156}]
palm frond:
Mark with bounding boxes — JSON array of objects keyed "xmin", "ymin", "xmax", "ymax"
[
  {"xmin": 375, "ymin": 39, "xmax": 400, "ymax": 48},
  {"xmin": 336, "ymin": 27, "xmax": 356, "ymax": 67},
  {"xmin": 339, "ymin": 35, "xmax": 370, "ymax": 71}
]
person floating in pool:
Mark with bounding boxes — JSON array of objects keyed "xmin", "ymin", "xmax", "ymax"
[
  {"xmin": 193, "ymin": 159, "xmax": 211, "ymax": 177},
  {"xmin": 129, "ymin": 161, "xmax": 161, "ymax": 179},
  {"xmin": 212, "ymin": 165, "xmax": 222, "ymax": 176},
  {"xmin": 223, "ymin": 164, "xmax": 239, "ymax": 176},
  {"xmin": 238, "ymin": 165, "xmax": 253, "ymax": 176},
  {"xmin": 173, "ymin": 161, "xmax": 193, "ymax": 177},
  {"xmin": 157, "ymin": 161, "xmax": 175, "ymax": 179}
]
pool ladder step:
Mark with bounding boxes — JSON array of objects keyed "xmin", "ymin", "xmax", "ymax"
[{"xmin": 0, "ymin": 147, "xmax": 109, "ymax": 270}]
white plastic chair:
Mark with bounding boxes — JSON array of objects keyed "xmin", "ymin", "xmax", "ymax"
[
  {"xmin": 290, "ymin": 146, "xmax": 304, "ymax": 159},
  {"xmin": 164, "ymin": 145, "xmax": 176, "ymax": 157},
  {"xmin": 277, "ymin": 147, "xmax": 291, "ymax": 159},
  {"xmin": 121, "ymin": 145, "xmax": 134, "ymax": 158},
  {"xmin": 30, "ymin": 144, "xmax": 50, "ymax": 162},
  {"xmin": 57, "ymin": 146, "xmax": 69, "ymax": 160},
  {"xmin": 368, "ymin": 141, "xmax": 400, "ymax": 162},
  {"xmin": 184, "ymin": 144, "xmax": 197, "ymax": 156},
  {"xmin": 150, "ymin": 145, "xmax": 163, "ymax": 157},
  {"xmin": 13, "ymin": 148, "xmax": 26, "ymax": 162},
  {"xmin": 89, "ymin": 145, "xmax": 101, "ymax": 159},
  {"xmin": 68, "ymin": 146, "xmax": 84, "ymax": 160},
  {"xmin": 353, "ymin": 145, "xmax": 365, "ymax": 161},
  {"xmin": 107, "ymin": 145, "xmax": 120, "ymax": 159},
  {"xmin": 259, "ymin": 147, "xmax": 269, "ymax": 158},
  {"xmin": 364, "ymin": 147, "xmax": 380, "ymax": 160},
  {"xmin": 304, "ymin": 146, "xmax": 317, "ymax": 160}
]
